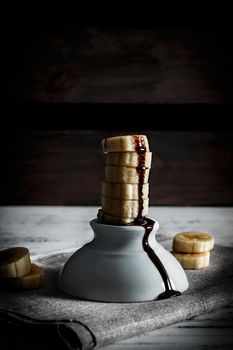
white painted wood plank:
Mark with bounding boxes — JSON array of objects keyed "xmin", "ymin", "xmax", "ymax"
[
  {"xmin": 0, "ymin": 206, "xmax": 96, "ymax": 254},
  {"xmin": 148, "ymin": 207, "xmax": 233, "ymax": 246},
  {"xmin": 0, "ymin": 206, "xmax": 232, "ymax": 255}
]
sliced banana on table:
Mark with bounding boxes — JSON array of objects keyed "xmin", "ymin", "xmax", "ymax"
[
  {"xmin": 10, "ymin": 263, "xmax": 44, "ymax": 290},
  {"xmin": 172, "ymin": 251, "xmax": 210, "ymax": 270},
  {"xmin": 0, "ymin": 246, "xmax": 44, "ymax": 289},
  {"xmin": 173, "ymin": 231, "xmax": 215, "ymax": 253},
  {"xmin": 172, "ymin": 231, "xmax": 215, "ymax": 269},
  {"xmin": 0, "ymin": 247, "xmax": 31, "ymax": 278}
]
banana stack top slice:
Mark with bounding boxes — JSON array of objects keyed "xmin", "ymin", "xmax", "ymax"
[{"xmin": 102, "ymin": 135, "xmax": 150, "ymax": 153}]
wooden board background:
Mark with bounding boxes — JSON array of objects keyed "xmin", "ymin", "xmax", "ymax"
[
  {"xmin": 1, "ymin": 129, "xmax": 233, "ymax": 205},
  {"xmin": 3, "ymin": 27, "xmax": 233, "ymax": 205},
  {"xmin": 5, "ymin": 28, "xmax": 233, "ymax": 103}
]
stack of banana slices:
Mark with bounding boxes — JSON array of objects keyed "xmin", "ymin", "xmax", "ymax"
[
  {"xmin": 172, "ymin": 231, "xmax": 215, "ymax": 269},
  {"xmin": 0, "ymin": 247, "xmax": 43, "ymax": 289},
  {"xmin": 99, "ymin": 135, "xmax": 152, "ymax": 224}
]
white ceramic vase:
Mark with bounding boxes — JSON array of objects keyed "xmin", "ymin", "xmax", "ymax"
[{"xmin": 58, "ymin": 219, "xmax": 189, "ymax": 302}]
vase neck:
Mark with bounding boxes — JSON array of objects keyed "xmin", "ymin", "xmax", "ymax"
[{"xmin": 89, "ymin": 219, "xmax": 160, "ymax": 253}]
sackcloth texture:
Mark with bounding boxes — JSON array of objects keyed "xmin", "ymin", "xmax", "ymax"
[{"xmin": 1, "ymin": 239, "xmax": 233, "ymax": 350}]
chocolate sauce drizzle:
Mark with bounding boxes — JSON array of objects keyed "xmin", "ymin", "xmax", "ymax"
[
  {"xmin": 134, "ymin": 136, "xmax": 146, "ymax": 218},
  {"xmin": 139, "ymin": 218, "xmax": 181, "ymax": 299},
  {"xmin": 134, "ymin": 136, "xmax": 181, "ymax": 300}
]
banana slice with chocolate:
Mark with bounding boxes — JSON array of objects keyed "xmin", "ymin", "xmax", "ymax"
[
  {"xmin": 98, "ymin": 209, "xmax": 135, "ymax": 224},
  {"xmin": 101, "ymin": 197, "xmax": 149, "ymax": 219},
  {"xmin": 102, "ymin": 135, "xmax": 150, "ymax": 153},
  {"xmin": 105, "ymin": 166, "xmax": 150, "ymax": 184},
  {"xmin": 106, "ymin": 151, "xmax": 152, "ymax": 167},
  {"xmin": 100, "ymin": 135, "xmax": 151, "ymax": 225},
  {"xmin": 102, "ymin": 182, "xmax": 149, "ymax": 200}
]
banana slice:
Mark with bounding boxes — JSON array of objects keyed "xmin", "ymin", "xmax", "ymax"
[
  {"xmin": 102, "ymin": 182, "xmax": 149, "ymax": 200},
  {"xmin": 105, "ymin": 166, "xmax": 150, "ymax": 184},
  {"xmin": 9, "ymin": 263, "xmax": 44, "ymax": 290},
  {"xmin": 106, "ymin": 152, "xmax": 152, "ymax": 168},
  {"xmin": 0, "ymin": 247, "xmax": 31, "ymax": 278},
  {"xmin": 102, "ymin": 135, "xmax": 150, "ymax": 153},
  {"xmin": 172, "ymin": 251, "xmax": 210, "ymax": 269},
  {"xmin": 98, "ymin": 209, "xmax": 135, "ymax": 225},
  {"xmin": 173, "ymin": 231, "xmax": 215, "ymax": 253},
  {"xmin": 101, "ymin": 196, "xmax": 149, "ymax": 218}
]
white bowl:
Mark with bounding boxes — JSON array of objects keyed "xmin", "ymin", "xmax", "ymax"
[{"xmin": 58, "ymin": 219, "xmax": 189, "ymax": 302}]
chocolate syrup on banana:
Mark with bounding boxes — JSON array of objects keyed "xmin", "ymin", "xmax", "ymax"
[
  {"xmin": 134, "ymin": 136, "xmax": 180, "ymax": 300},
  {"xmin": 134, "ymin": 136, "xmax": 146, "ymax": 218}
]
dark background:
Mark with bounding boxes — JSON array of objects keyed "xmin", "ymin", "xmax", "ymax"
[
  {"xmin": 2, "ymin": 13, "xmax": 233, "ymax": 205},
  {"xmin": 4, "ymin": 27, "xmax": 233, "ymax": 104}
]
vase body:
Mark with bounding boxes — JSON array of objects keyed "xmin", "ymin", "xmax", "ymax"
[{"xmin": 58, "ymin": 219, "xmax": 189, "ymax": 302}]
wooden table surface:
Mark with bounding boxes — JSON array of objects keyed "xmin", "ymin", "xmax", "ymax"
[{"xmin": 0, "ymin": 206, "xmax": 233, "ymax": 349}]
